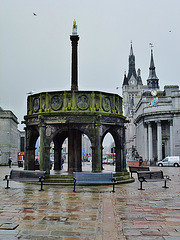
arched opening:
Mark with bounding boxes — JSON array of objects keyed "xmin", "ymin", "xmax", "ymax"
[
  {"xmin": 49, "ymin": 129, "xmax": 92, "ymax": 173},
  {"xmin": 35, "ymin": 137, "xmax": 40, "ymax": 169},
  {"xmin": 82, "ymin": 134, "xmax": 92, "ymax": 172},
  {"xmin": 25, "ymin": 126, "xmax": 39, "ymax": 170},
  {"xmin": 50, "ymin": 137, "xmax": 68, "ymax": 172},
  {"xmin": 102, "ymin": 133, "xmax": 115, "ymax": 172}
]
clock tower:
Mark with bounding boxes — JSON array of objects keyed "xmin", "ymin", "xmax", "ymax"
[
  {"xmin": 122, "ymin": 43, "xmax": 143, "ymax": 117},
  {"xmin": 122, "ymin": 43, "xmax": 144, "ymax": 160}
]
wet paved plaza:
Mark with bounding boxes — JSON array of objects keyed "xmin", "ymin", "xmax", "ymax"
[{"xmin": 0, "ymin": 165, "xmax": 180, "ymax": 240}]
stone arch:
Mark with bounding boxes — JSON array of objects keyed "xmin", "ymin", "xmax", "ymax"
[
  {"xmin": 25, "ymin": 126, "xmax": 39, "ymax": 170},
  {"xmin": 52, "ymin": 130, "xmax": 68, "ymax": 171},
  {"xmin": 43, "ymin": 124, "xmax": 94, "ymax": 173},
  {"xmin": 102, "ymin": 126, "xmax": 125, "ymax": 172}
]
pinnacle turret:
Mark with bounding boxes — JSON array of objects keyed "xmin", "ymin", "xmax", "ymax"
[
  {"xmin": 127, "ymin": 43, "xmax": 137, "ymax": 81},
  {"xmin": 147, "ymin": 49, "xmax": 159, "ymax": 89}
]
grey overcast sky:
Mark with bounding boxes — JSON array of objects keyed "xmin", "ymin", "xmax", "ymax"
[{"xmin": 1, "ymin": 0, "xmax": 180, "ymax": 131}]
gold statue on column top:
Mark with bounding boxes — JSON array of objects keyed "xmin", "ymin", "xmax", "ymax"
[{"xmin": 72, "ymin": 19, "xmax": 78, "ymax": 35}]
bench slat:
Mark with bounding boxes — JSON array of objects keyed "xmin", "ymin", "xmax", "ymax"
[
  {"xmin": 137, "ymin": 170, "xmax": 171, "ymax": 190},
  {"xmin": 73, "ymin": 172, "xmax": 116, "ymax": 192},
  {"xmin": 129, "ymin": 166, "xmax": 150, "ymax": 178},
  {"xmin": 4, "ymin": 170, "xmax": 46, "ymax": 191}
]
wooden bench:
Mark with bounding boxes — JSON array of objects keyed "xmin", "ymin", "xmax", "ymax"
[
  {"xmin": 4, "ymin": 170, "xmax": 46, "ymax": 191},
  {"xmin": 73, "ymin": 172, "xmax": 117, "ymax": 192},
  {"xmin": 137, "ymin": 170, "xmax": 171, "ymax": 190},
  {"xmin": 129, "ymin": 166, "xmax": 150, "ymax": 178}
]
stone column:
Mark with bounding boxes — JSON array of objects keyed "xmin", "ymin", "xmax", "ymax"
[
  {"xmin": 122, "ymin": 126, "xmax": 126, "ymax": 170},
  {"xmin": 39, "ymin": 124, "xmax": 50, "ymax": 174},
  {"xmin": 115, "ymin": 146, "xmax": 121, "ymax": 172},
  {"xmin": 91, "ymin": 125, "xmax": 102, "ymax": 172},
  {"xmin": 115, "ymin": 127, "xmax": 123, "ymax": 172},
  {"xmin": 54, "ymin": 146, "xmax": 61, "ymax": 170},
  {"xmin": 70, "ymin": 34, "xmax": 79, "ymax": 91},
  {"xmin": 68, "ymin": 129, "xmax": 82, "ymax": 173},
  {"xmin": 157, "ymin": 121, "xmax": 162, "ymax": 161},
  {"xmin": 101, "ymin": 146, "xmax": 104, "ymax": 170},
  {"xmin": 148, "ymin": 122, "xmax": 153, "ymax": 164},
  {"xmin": 170, "ymin": 120, "xmax": 173, "ymax": 156},
  {"xmin": 25, "ymin": 127, "xmax": 36, "ymax": 170},
  {"xmin": 25, "ymin": 147, "xmax": 36, "ymax": 170},
  {"xmin": 144, "ymin": 123, "xmax": 148, "ymax": 162}
]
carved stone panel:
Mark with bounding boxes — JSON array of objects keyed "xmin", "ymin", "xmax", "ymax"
[
  {"xmin": 51, "ymin": 95, "xmax": 63, "ymax": 111},
  {"xmin": 77, "ymin": 95, "xmax": 89, "ymax": 110},
  {"xmin": 102, "ymin": 97, "xmax": 111, "ymax": 112},
  {"xmin": 33, "ymin": 97, "xmax": 40, "ymax": 113}
]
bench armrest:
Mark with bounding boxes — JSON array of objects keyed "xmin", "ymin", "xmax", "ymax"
[
  {"xmin": 164, "ymin": 175, "xmax": 171, "ymax": 180},
  {"xmin": 39, "ymin": 176, "xmax": 45, "ymax": 182},
  {"xmin": 3, "ymin": 175, "xmax": 10, "ymax": 181},
  {"xmin": 138, "ymin": 177, "xmax": 145, "ymax": 182},
  {"xmin": 112, "ymin": 177, "xmax": 116, "ymax": 183}
]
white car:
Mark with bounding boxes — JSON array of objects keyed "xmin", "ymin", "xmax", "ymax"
[{"xmin": 157, "ymin": 156, "xmax": 180, "ymax": 167}]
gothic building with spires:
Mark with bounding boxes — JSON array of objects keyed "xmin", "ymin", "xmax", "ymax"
[{"xmin": 122, "ymin": 44, "xmax": 180, "ymax": 165}]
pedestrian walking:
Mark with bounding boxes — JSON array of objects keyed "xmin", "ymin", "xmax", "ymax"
[
  {"xmin": 139, "ymin": 157, "xmax": 143, "ymax": 166},
  {"xmin": 8, "ymin": 157, "xmax": 12, "ymax": 168}
]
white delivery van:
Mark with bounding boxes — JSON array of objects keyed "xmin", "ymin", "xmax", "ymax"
[{"xmin": 157, "ymin": 156, "xmax": 180, "ymax": 167}]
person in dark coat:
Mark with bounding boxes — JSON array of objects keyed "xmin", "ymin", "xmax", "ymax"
[
  {"xmin": 139, "ymin": 157, "xmax": 143, "ymax": 166},
  {"xmin": 8, "ymin": 157, "xmax": 12, "ymax": 168}
]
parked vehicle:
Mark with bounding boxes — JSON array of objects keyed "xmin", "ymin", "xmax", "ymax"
[
  {"xmin": 103, "ymin": 158, "xmax": 109, "ymax": 164},
  {"xmin": 157, "ymin": 156, "xmax": 180, "ymax": 167},
  {"xmin": 107, "ymin": 159, "xmax": 114, "ymax": 165}
]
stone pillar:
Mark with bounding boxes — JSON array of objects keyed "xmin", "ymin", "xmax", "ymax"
[
  {"xmin": 170, "ymin": 120, "xmax": 173, "ymax": 156},
  {"xmin": 25, "ymin": 147, "xmax": 36, "ymax": 170},
  {"xmin": 115, "ymin": 127, "xmax": 123, "ymax": 172},
  {"xmin": 25, "ymin": 127, "xmax": 36, "ymax": 170},
  {"xmin": 122, "ymin": 126, "xmax": 126, "ymax": 170},
  {"xmin": 148, "ymin": 122, "xmax": 153, "ymax": 164},
  {"xmin": 157, "ymin": 121, "xmax": 162, "ymax": 161},
  {"xmin": 54, "ymin": 146, "xmax": 61, "ymax": 170},
  {"xmin": 144, "ymin": 123, "xmax": 148, "ymax": 162},
  {"xmin": 92, "ymin": 125, "xmax": 102, "ymax": 172},
  {"xmin": 115, "ymin": 145, "xmax": 122, "ymax": 172},
  {"xmin": 70, "ymin": 34, "xmax": 79, "ymax": 91},
  {"xmin": 101, "ymin": 146, "xmax": 104, "ymax": 170},
  {"xmin": 39, "ymin": 124, "xmax": 50, "ymax": 174},
  {"xmin": 68, "ymin": 129, "xmax": 82, "ymax": 173}
]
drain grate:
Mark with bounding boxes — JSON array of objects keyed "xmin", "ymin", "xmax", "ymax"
[
  {"xmin": 43, "ymin": 216, "xmax": 68, "ymax": 222},
  {"xmin": 0, "ymin": 223, "xmax": 19, "ymax": 230}
]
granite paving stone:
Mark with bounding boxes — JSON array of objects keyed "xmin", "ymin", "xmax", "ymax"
[{"xmin": 0, "ymin": 165, "xmax": 180, "ymax": 239}]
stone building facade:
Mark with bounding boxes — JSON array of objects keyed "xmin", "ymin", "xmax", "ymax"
[
  {"xmin": 134, "ymin": 86, "xmax": 180, "ymax": 164},
  {"xmin": 0, "ymin": 107, "xmax": 20, "ymax": 164},
  {"xmin": 122, "ymin": 45, "xmax": 180, "ymax": 164}
]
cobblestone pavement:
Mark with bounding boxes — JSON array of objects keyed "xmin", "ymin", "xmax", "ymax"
[{"xmin": 0, "ymin": 165, "xmax": 180, "ymax": 240}]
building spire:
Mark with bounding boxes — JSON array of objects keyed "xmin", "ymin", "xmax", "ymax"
[
  {"xmin": 147, "ymin": 49, "xmax": 159, "ymax": 89},
  {"xmin": 130, "ymin": 41, "xmax": 133, "ymax": 56},
  {"xmin": 127, "ymin": 42, "xmax": 137, "ymax": 81},
  {"xmin": 122, "ymin": 72, "xmax": 128, "ymax": 85}
]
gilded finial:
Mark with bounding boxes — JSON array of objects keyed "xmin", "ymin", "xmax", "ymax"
[
  {"xmin": 72, "ymin": 19, "xmax": 78, "ymax": 35},
  {"xmin": 149, "ymin": 43, "xmax": 154, "ymax": 49}
]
